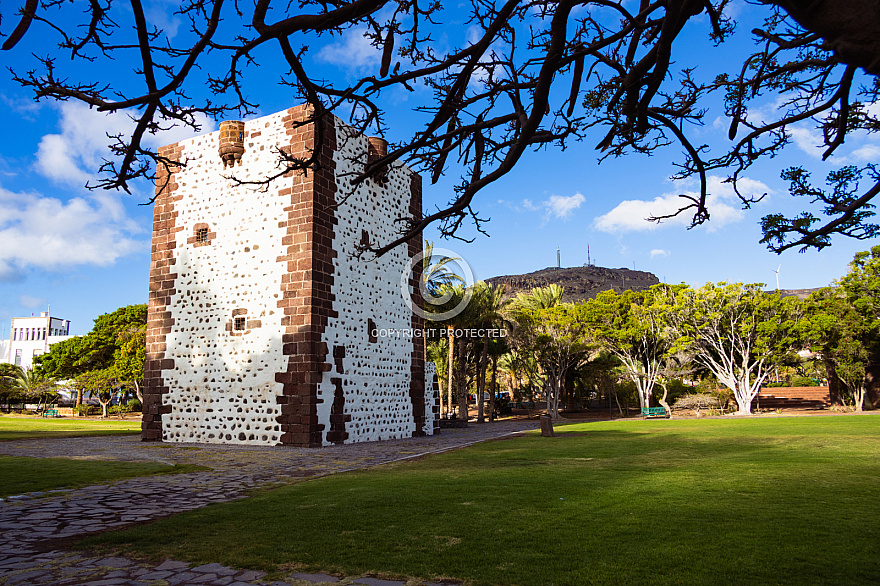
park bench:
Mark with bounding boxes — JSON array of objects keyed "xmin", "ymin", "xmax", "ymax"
[
  {"xmin": 641, "ymin": 406, "xmax": 669, "ymax": 419},
  {"xmin": 41, "ymin": 409, "xmax": 61, "ymax": 418}
]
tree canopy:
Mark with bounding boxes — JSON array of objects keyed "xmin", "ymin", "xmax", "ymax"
[
  {"xmin": 2, "ymin": 0, "xmax": 878, "ymax": 254},
  {"xmin": 585, "ymin": 286, "xmax": 679, "ymax": 411},
  {"xmin": 806, "ymin": 244, "xmax": 880, "ymax": 410},
  {"xmin": 34, "ymin": 304, "xmax": 147, "ymax": 408},
  {"xmin": 664, "ymin": 282, "xmax": 803, "ymax": 414}
]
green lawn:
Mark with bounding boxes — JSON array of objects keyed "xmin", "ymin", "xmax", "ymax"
[
  {"xmin": 0, "ymin": 416, "xmax": 141, "ymax": 441},
  {"xmin": 82, "ymin": 416, "xmax": 880, "ymax": 585},
  {"xmin": 0, "ymin": 456, "xmax": 203, "ymax": 497}
]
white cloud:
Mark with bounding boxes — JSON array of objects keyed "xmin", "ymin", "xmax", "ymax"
[
  {"xmin": 851, "ymin": 144, "xmax": 880, "ymax": 162},
  {"xmin": 0, "ymin": 184, "xmax": 145, "ymax": 280},
  {"xmin": 0, "ymin": 94, "xmax": 42, "ymax": 118},
  {"xmin": 546, "ymin": 193, "xmax": 585, "ymax": 218},
  {"xmin": 594, "ymin": 176, "xmax": 770, "ymax": 233},
  {"xmin": 788, "ymin": 126, "xmax": 824, "ymax": 159},
  {"xmin": 522, "ymin": 192, "xmax": 585, "ymax": 226},
  {"xmin": 722, "ymin": 0, "xmax": 749, "ymax": 20},
  {"xmin": 35, "ymin": 102, "xmax": 216, "ymax": 186},
  {"xmin": 35, "ymin": 133, "xmax": 92, "ymax": 186},
  {"xmin": 317, "ymin": 28, "xmax": 380, "ymax": 72},
  {"xmin": 146, "ymin": 0, "xmax": 182, "ymax": 40},
  {"xmin": 650, "ymin": 249, "xmax": 669, "ymax": 258},
  {"xmin": 19, "ymin": 294, "xmax": 47, "ymax": 309},
  {"xmin": 522, "ymin": 193, "xmax": 586, "ymax": 228}
]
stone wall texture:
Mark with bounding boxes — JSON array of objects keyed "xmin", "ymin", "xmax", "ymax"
[{"xmin": 143, "ymin": 106, "xmax": 435, "ymax": 446}]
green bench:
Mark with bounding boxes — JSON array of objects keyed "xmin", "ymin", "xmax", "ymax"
[
  {"xmin": 41, "ymin": 409, "xmax": 61, "ymax": 418},
  {"xmin": 641, "ymin": 406, "xmax": 669, "ymax": 419}
]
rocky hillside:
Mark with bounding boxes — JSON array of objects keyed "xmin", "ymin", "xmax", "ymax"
[
  {"xmin": 777, "ymin": 288, "xmax": 820, "ymax": 299},
  {"xmin": 486, "ymin": 265, "xmax": 660, "ymax": 303}
]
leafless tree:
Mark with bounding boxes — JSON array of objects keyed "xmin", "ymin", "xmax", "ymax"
[{"xmin": 2, "ymin": 0, "xmax": 878, "ymax": 254}]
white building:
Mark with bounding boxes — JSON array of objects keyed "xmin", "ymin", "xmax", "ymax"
[{"xmin": 0, "ymin": 313, "xmax": 72, "ymax": 370}]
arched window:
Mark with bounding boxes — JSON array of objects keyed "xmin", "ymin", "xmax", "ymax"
[{"xmin": 189, "ymin": 223, "xmax": 215, "ymax": 247}]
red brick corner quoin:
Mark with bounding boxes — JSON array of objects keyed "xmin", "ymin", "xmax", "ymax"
[
  {"xmin": 143, "ymin": 143, "xmax": 184, "ymax": 441},
  {"xmin": 274, "ymin": 106, "xmax": 339, "ymax": 447},
  {"xmin": 408, "ymin": 171, "xmax": 427, "ymax": 436}
]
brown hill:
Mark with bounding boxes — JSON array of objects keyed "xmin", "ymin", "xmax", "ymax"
[
  {"xmin": 486, "ymin": 266, "xmax": 660, "ymax": 303},
  {"xmin": 776, "ymin": 288, "xmax": 820, "ymax": 299}
]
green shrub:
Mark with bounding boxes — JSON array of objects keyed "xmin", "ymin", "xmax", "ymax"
[
  {"xmin": 126, "ymin": 399, "xmax": 142, "ymax": 413},
  {"xmin": 789, "ymin": 375, "xmax": 818, "ymax": 387},
  {"xmin": 74, "ymin": 404, "xmax": 97, "ymax": 416}
]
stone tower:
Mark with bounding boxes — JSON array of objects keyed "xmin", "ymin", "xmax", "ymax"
[{"xmin": 142, "ymin": 105, "xmax": 439, "ymax": 447}]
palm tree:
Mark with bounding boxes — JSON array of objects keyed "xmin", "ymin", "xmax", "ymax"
[
  {"xmin": 429, "ymin": 282, "xmax": 467, "ymax": 419},
  {"xmin": 469, "ymin": 282, "xmax": 510, "ymax": 422},
  {"xmin": 511, "ymin": 284, "xmax": 565, "ymax": 311},
  {"xmin": 9, "ymin": 367, "xmax": 58, "ymax": 411},
  {"xmin": 421, "ymin": 240, "xmax": 463, "ymax": 301},
  {"xmin": 0, "ymin": 363, "xmax": 23, "ymax": 409}
]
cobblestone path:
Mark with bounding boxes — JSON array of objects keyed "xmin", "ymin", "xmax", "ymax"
[{"xmin": 0, "ymin": 420, "xmax": 536, "ymax": 585}]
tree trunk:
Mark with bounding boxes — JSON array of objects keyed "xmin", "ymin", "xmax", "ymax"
[
  {"xmin": 657, "ymin": 380, "xmax": 671, "ymax": 417},
  {"xmin": 447, "ymin": 330, "xmax": 455, "ymax": 418},
  {"xmin": 457, "ymin": 336, "xmax": 468, "ymax": 422},
  {"xmin": 824, "ymin": 358, "xmax": 846, "ymax": 405},
  {"xmin": 867, "ymin": 357, "xmax": 880, "ymax": 408},
  {"xmin": 489, "ymin": 354, "xmax": 498, "ymax": 421},
  {"xmin": 735, "ymin": 396, "xmax": 753, "ymax": 415},
  {"xmin": 75, "ymin": 388, "xmax": 83, "ymax": 414},
  {"xmin": 477, "ymin": 338, "xmax": 488, "ymax": 423}
]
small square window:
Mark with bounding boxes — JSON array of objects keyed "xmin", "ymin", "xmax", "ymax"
[
  {"xmin": 234, "ymin": 317, "xmax": 246, "ymax": 331},
  {"xmin": 196, "ymin": 228, "xmax": 209, "ymax": 243}
]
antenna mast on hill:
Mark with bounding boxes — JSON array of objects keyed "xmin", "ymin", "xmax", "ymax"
[
  {"xmin": 587, "ymin": 244, "xmax": 592, "ymax": 267},
  {"xmin": 557, "ymin": 246, "xmax": 561, "ymax": 269}
]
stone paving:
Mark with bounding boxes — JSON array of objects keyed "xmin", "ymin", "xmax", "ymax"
[{"xmin": 0, "ymin": 420, "xmax": 536, "ymax": 585}]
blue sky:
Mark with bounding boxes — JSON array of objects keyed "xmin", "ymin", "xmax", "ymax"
[{"xmin": 0, "ymin": 0, "xmax": 878, "ymax": 337}]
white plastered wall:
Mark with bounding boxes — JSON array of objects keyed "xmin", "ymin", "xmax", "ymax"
[
  {"xmin": 317, "ymin": 125, "xmax": 426, "ymax": 444},
  {"xmin": 160, "ymin": 110, "xmax": 294, "ymax": 445},
  {"xmin": 424, "ymin": 361, "xmax": 438, "ymax": 435}
]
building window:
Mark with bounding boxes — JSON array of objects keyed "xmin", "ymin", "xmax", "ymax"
[
  {"xmin": 234, "ymin": 317, "xmax": 246, "ymax": 331},
  {"xmin": 190, "ymin": 223, "xmax": 214, "ymax": 247},
  {"xmin": 14, "ymin": 350, "xmax": 22, "ymax": 366}
]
